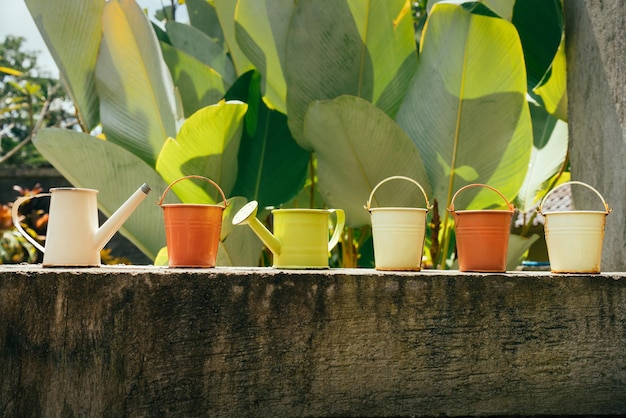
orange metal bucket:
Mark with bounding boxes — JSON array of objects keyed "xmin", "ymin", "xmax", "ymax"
[
  {"xmin": 448, "ymin": 184, "xmax": 514, "ymax": 272},
  {"xmin": 158, "ymin": 176, "xmax": 228, "ymax": 268}
]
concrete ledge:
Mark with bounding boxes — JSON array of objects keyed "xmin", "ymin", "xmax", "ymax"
[{"xmin": 1, "ymin": 266, "xmax": 626, "ymax": 416}]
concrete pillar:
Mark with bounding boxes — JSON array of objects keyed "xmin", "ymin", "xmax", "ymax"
[{"xmin": 564, "ymin": 1, "xmax": 626, "ymax": 271}]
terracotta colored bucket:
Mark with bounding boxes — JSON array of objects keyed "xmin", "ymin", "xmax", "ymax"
[
  {"xmin": 539, "ymin": 181, "xmax": 611, "ymax": 274},
  {"xmin": 158, "ymin": 176, "xmax": 228, "ymax": 268},
  {"xmin": 366, "ymin": 176, "xmax": 431, "ymax": 271},
  {"xmin": 448, "ymin": 184, "xmax": 514, "ymax": 272}
]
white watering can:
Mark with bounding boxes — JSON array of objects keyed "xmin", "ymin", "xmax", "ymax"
[{"xmin": 12, "ymin": 184, "xmax": 151, "ymax": 266}]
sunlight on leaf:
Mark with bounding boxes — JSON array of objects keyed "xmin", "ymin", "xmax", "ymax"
[
  {"xmin": 155, "ymin": 100, "xmax": 248, "ymax": 203},
  {"xmin": 96, "ymin": 0, "xmax": 179, "ymax": 167}
]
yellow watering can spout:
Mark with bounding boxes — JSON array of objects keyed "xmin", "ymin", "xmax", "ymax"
[{"xmin": 232, "ymin": 201, "xmax": 282, "ymax": 255}]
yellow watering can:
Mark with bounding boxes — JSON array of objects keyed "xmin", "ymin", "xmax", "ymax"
[{"xmin": 232, "ymin": 201, "xmax": 345, "ymax": 269}]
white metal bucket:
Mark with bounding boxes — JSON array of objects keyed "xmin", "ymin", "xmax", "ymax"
[
  {"xmin": 366, "ymin": 176, "xmax": 430, "ymax": 271},
  {"xmin": 539, "ymin": 181, "xmax": 611, "ymax": 274}
]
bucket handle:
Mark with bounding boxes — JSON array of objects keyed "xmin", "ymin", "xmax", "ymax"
[
  {"xmin": 158, "ymin": 175, "xmax": 229, "ymax": 208},
  {"xmin": 447, "ymin": 183, "xmax": 514, "ymax": 212},
  {"xmin": 538, "ymin": 181, "xmax": 611, "ymax": 215},
  {"xmin": 365, "ymin": 176, "xmax": 431, "ymax": 211}
]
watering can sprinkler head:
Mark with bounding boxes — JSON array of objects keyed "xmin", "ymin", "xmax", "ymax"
[
  {"xmin": 232, "ymin": 200, "xmax": 282, "ymax": 255},
  {"xmin": 232, "ymin": 200, "xmax": 260, "ymax": 226}
]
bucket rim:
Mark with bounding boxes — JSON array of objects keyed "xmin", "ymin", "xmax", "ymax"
[
  {"xmin": 542, "ymin": 209, "xmax": 608, "ymax": 216},
  {"xmin": 452, "ymin": 209, "xmax": 514, "ymax": 215},
  {"xmin": 49, "ymin": 187, "xmax": 98, "ymax": 193},
  {"xmin": 369, "ymin": 207, "xmax": 429, "ymax": 212},
  {"xmin": 271, "ymin": 208, "xmax": 334, "ymax": 214},
  {"xmin": 161, "ymin": 203, "xmax": 226, "ymax": 209}
]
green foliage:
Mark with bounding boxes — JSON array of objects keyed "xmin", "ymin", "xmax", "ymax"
[
  {"xmin": 23, "ymin": 0, "xmax": 567, "ymax": 267},
  {"xmin": 0, "ymin": 36, "xmax": 76, "ymax": 167}
]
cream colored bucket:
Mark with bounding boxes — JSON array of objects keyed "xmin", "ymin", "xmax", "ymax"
[
  {"xmin": 539, "ymin": 181, "xmax": 611, "ymax": 274},
  {"xmin": 365, "ymin": 176, "xmax": 430, "ymax": 271}
]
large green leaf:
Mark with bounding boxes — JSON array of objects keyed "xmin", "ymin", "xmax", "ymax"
[
  {"xmin": 165, "ymin": 21, "xmax": 236, "ymax": 85},
  {"xmin": 213, "ymin": 0, "xmax": 255, "ymax": 76},
  {"xmin": 515, "ymin": 102, "xmax": 568, "ymax": 212},
  {"xmin": 229, "ymin": 72, "xmax": 309, "ymax": 209},
  {"xmin": 511, "ymin": 0, "xmax": 563, "ymax": 90},
  {"xmin": 96, "ymin": 0, "xmax": 179, "ymax": 167},
  {"xmin": 285, "ymin": 0, "xmax": 417, "ymax": 149},
  {"xmin": 155, "ymin": 101, "xmax": 248, "ymax": 203},
  {"xmin": 186, "ymin": 0, "xmax": 226, "ymax": 46},
  {"xmin": 235, "ymin": 0, "xmax": 294, "ymax": 113},
  {"xmin": 346, "ymin": 0, "xmax": 418, "ymax": 111},
  {"xmin": 25, "ymin": 0, "xmax": 102, "ymax": 130},
  {"xmin": 533, "ymin": 36, "xmax": 567, "ymax": 122},
  {"xmin": 305, "ymin": 96, "xmax": 430, "ymax": 227},
  {"xmin": 160, "ymin": 42, "xmax": 228, "ymax": 117},
  {"xmin": 397, "ymin": 3, "xmax": 532, "ymax": 211},
  {"xmin": 428, "ymin": 0, "xmax": 516, "ymax": 21},
  {"xmin": 33, "ymin": 128, "xmax": 177, "ymax": 260}
]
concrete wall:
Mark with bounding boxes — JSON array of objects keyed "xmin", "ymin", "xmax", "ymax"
[
  {"xmin": 2, "ymin": 266, "xmax": 626, "ymax": 416},
  {"xmin": 564, "ymin": 1, "xmax": 626, "ymax": 271}
]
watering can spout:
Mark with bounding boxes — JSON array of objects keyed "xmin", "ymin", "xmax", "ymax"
[
  {"xmin": 94, "ymin": 184, "xmax": 151, "ymax": 251},
  {"xmin": 232, "ymin": 201, "xmax": 281, "ymax": 255}
]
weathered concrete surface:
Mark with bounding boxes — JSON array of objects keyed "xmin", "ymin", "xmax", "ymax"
[
  {"xmin": 1, "ymin": 266, "xmax": 626, "ymax": 417},
  {"xmin": 564, "ymin": 1, "xmax": 626, "ymax": 271}
]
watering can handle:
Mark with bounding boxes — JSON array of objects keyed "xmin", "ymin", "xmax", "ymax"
[
  {"xmin": 365, "ymin": 176, "xmax": 431, "ymax": 211},
  {"xmin": 538, "ymin": 181, "xmax": 612, "ymax": 215},
  {"xmin": 11, "ymin": 193, "xmax": 52, "ymax": 254},
  {"xmin": 327, "ymin": 209, "xmax": 345, "ymax": 252},
  {"xmin": 447, "ymin": 184, "xmax": 514, "ymax": 212},
  {"xmin": 158, "ymin": 175, "xmax": 229, "ymax": 207}
]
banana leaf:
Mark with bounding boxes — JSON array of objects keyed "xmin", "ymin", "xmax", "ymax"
[
  {"xmin": 213, "ymin": 0, "xmax": 255, "ymax": 76},
  {"xmin": 25, "ymin": 0, "xmax": 103, "ymax": 131},
  {"xmin": 229, "ymin": 71, "xmax": 309, "ymax": 209},
  {"xmin": 284, "ymin": 0, "xmax": 417, "ymax": 149},
  {"xmin": 160, "ymin": 42, "xmax": 228, "ymax": 117},
  {"xmin": 515, "ymin": 102, "xmax": 568, "ymax": 212},
  {"xmin": 186, "ymin": 0, "xmax": 226, "ymax": 46},
  {"xmin": 533, "ymin": 36, "xmax": 568, "ymax": 122},
  {"xmin": 235, "ymin": 0, "xmax": 294, "ymax": 114},
  {"xmin": 96, "ymin": 0, "xmax": 179, "ymax": 167},
  {"xmin": 155, "ymin": 100, "xmax": 248, "ymax": 203},
  {"xmin": 305, "ymin": 95, "xmax": 430, "ymax": 227},
  {"xmin": 165, "ymin": 21, "xmax": 236, "ymax": 85},
  {"xmin": 427, "ymin": 0, "xmax": 516, "ymax": 21},
  {"xmin": 397, "ymin": 3, "xmax": 532, "ymax": 212},
  {"xmin": 511, "ymin": 0, "xmax": 563, "ymax": 91}
]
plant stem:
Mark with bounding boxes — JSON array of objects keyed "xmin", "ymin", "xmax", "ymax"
[
  {"xmin": 342, "ymin": 227, "xmax": 357, "ymax": 268},
  {"xmin": 309, "ymin": 154, "xmax": 315, "ymax": 208}
]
